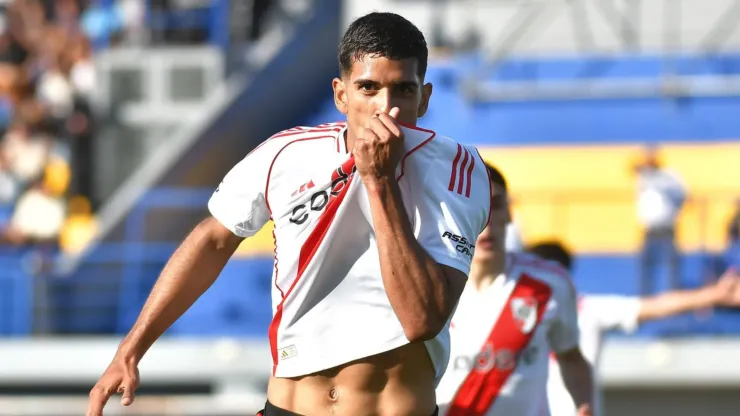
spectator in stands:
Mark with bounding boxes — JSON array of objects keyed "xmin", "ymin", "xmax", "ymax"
[
  {"xmin": 634, "ymin": 144, "xmax": 686, "ymax": 294},
  {"xmin": 0, "ymin": 0, "xmax": 98, "ymax": 251},
  {"xmin": 2, "ymin": 161, "xmax": 67, "ymax": 245},
  {"xmin": 80, "ymin": 0, "xmax": 124, "ymax": 49}
]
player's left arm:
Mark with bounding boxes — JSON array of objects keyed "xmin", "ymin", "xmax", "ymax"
[
  {"xmin": 356, "ymin": 112, "xmax": 489, "ymax": 342},
  {"xmin": 637, "ymin": 267, "xmax": 740, "ymax": 323},
  {"xmin": 550, "ymin": 280, "xmax": 595, "ymax": 416}
]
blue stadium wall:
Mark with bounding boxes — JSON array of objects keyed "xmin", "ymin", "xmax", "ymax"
[{"xmin": 177, "ymin": 54, "xmax": 740, "ymax": 339}]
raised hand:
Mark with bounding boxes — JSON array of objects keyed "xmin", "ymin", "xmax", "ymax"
[
  {"xmin": 354, "ymin": 107, "xmax": 404, "ymax": 182},
  {"xmin": 576, "ymin": 403, "xmax": 594, "ymax": 416},
  {"xmin": 714, "ymin": 267, "xmax": 740, "ymax": 307}
]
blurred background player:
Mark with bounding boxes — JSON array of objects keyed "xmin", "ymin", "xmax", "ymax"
[
  {"xmin": 435, "ymin": 163, "xmax": 594, "ymax": 416},
  {"xmin": 527, "ymin": 241, "xmax": 740, "ymax": 416}
]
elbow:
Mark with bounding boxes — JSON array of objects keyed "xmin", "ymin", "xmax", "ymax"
[
  {"xmin": 402, "ymin": 316, "xmax": 447, "ymax": 343},
  {"xmin": 196, "ymin": 217, "xmax": 243, "ymax": 252}
]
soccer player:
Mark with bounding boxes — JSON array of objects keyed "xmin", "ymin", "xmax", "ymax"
[
  {"xmin": 436, "ymin": 163, "xmax": 594, "ymax": 416},
  {"xmin": 527, "ymin": 241, "xmax": 740, "ymax": 416},
  {"xmin": 86, "ymin": 12, "xmax": 492, "ymax": 416}
]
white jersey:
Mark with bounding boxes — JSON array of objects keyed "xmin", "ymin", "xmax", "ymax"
[
  {"xmin": 208, "ymin": 122, "xmax": 491, "ymax": 382},
  {"xmin": 436, "ymin": 252, "xmax": 580, "ymax": 416},
  {"xmin": 547, "ymin": 295, "xmax": 641, "ymax": 416}
]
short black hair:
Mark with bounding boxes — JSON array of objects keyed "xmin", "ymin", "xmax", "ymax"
[
  {"xmin": 338, "ymin": 12, "xmax": 428, "ymax": 78},
  {"xmin": 484, "ymin": 161, "xmax": 508, "ymax": 192},
  {"xmin": 526, "ymin": 241, "xmax": 573, "ymax": 272}
]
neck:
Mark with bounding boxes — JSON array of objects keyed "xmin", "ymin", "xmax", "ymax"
[{"xmin": 469, "ymin": 252, "xmax": 507, "ymax": 291}]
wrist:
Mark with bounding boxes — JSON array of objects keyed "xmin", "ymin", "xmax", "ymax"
[
  {"xmin": 707, "ymin": 285, "xmax": 724, "ymax": 304},
  {"xmin": 117, "ymin": 336, "xmax": 146, "ymax": 364},
  {"xmin": 362, "ymin": 175, "xmax": 397, "ymax": 194}
]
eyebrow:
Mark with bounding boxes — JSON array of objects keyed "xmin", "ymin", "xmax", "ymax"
[{"xmin": 353, "ymin": 78, "xmax": 419, "ymax": 88}]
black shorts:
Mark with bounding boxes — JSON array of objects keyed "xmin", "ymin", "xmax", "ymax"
[{"xmin": 257, "ymin": 400, "xmax": 440, "ymax": 415}]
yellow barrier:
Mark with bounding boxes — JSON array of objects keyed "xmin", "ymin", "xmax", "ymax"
[{"xmin": 480, "ymin": 143, "xmax": 739, "ymax": 253}]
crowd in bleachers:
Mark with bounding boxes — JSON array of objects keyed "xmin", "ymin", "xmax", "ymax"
[{"xmin": 0, "ymin": 0, "xmax": 105, "ymax": 254}]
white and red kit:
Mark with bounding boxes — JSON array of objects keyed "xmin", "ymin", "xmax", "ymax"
[
  {"xmin": 436, "ymin": 252, "xmax": 581, "ymax": 415},
  {"xmin": 547, "ymin": 295, "xmax": 641, "ymax": 416},
  {"xmin": 208, "ymin": 122, "xmax": 492, "ymax": 383}
]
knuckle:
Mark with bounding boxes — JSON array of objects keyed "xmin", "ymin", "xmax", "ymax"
[
  {"xmin": 362, "ymin": 128, "xmax": 374, "ymax": 138},
  {"xmin": 89, "ymin": 385, "xmax": 104, "ymax": 398},
  {"xmin": 393, "ymin": 127, "xmax": 403, "ymax": 139}
]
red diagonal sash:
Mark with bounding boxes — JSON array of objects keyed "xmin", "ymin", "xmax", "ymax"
[{"xmin": 447, "ymin": 274, "xmax": 553, "ymax": 416}]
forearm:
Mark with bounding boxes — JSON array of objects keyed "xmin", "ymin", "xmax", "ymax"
[
  {"xmin": 638, "ymin": 286, "xmax": 717, "ymax": 322},
  {"xmin": 559, "ymin": 354, "xmax": 595, "ymax": 410},
  {"xmin": 365, "ymin": 177, "xmax": 453, "ymax": 341},
  {"xmin": 118, "ymin": 219, "xmax": 240, "ymax": 361}
]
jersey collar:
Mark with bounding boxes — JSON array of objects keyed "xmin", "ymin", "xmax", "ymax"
[{"xmin": 335, "ymin": 125, "xmax": 349, "ymax": 154}]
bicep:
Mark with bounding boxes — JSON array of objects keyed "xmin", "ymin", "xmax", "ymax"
[{"xmin": 200, "ymin": 216, "xmax": 245, "ymax": 251}]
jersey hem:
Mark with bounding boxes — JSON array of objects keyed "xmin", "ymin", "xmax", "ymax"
[
  {"xmin": 208, "ymin": 199, "xmax": 257, "ymax": 238},
  {"xmin": 273, "ymin": 331, "xmax": 411, "ymax": 379}
]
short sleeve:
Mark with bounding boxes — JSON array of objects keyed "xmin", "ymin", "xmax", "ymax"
[
  {"xmin": 414, "ymin": 145, "xmax": 490, "ymax": 276},
  {"xmin": 579, "ymin": 295, "xmax": 641, "ymax": 334},
  {"xmin": 548, "ymin": 279, "xmax": 581, "ymax": 354},
  {"xmin": 207, "ymin": 141, "xmax": 277, "ymax": 238}
]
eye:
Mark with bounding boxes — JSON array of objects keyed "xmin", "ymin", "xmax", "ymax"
[
  {"xmin": 398, "ymin": 85, "xmax": 413, "ymax": 94},
  {"xmin": 358, "ymin": 82, "xmax": 374, "ymax": 91}
]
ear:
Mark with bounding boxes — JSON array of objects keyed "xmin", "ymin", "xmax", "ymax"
[
  {"xmin": 333, "ymin": 77, "xmax": 348, "ymax": 115},
  {"xmin": 417, "ymin": 82, "xmax": 433, "ymax": 118}
]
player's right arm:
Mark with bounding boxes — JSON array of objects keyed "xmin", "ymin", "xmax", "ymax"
[{"xmin": 86, "ymin": 141, "xmax": 276, "ymax": 416}]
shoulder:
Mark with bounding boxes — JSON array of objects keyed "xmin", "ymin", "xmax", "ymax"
[
  {"xmin": 510, "ymin": 252, "xmax": 575, "ymax": 295},
  {"xmin": 254, "ymin": 123, "xmax": 345, "ymax": 155},
  {"xmin": 407, "ymin": 127, "xmax": 477, "ymax": 162},
  {"xmin": 403, "ymin": 128, "xmax": 488, "ymax": 192}
]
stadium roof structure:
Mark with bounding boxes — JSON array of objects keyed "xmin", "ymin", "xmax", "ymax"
[{"xmin": 457, "ymin": 0, "xmax": 740, "ymax": 101}]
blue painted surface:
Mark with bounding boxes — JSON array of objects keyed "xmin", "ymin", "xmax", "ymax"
[
  {"xmin": 304, "ymin": 54, "xmax": 740, "ymax": 145},
  {"xmin": 2, "ymin": 238, "xmax": 737, "ymax": 337}
]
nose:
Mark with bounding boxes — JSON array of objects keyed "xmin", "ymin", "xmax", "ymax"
[{"xmin": 373, "ymin": 89, "xmax": 393, "ymax": 116}]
